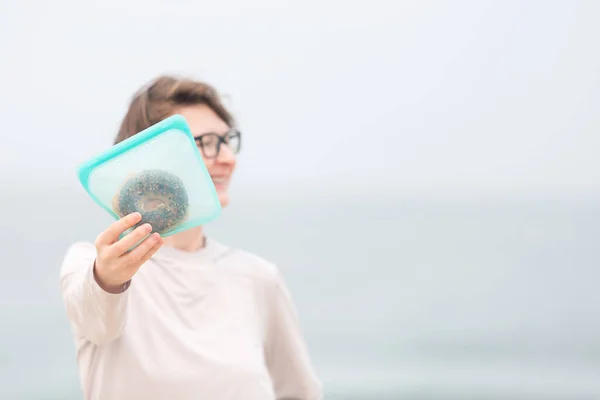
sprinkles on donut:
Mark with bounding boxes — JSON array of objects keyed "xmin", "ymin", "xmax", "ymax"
[{"xmin": 114, "ymin": 169, "xmax": 189, "ymax": 234}]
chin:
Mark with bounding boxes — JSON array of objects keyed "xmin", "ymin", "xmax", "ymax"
[{"xmin": 218, "ymin": 192, "xmax": 230, "ymax": 208}]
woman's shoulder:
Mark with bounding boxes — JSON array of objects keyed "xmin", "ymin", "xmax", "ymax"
[
  {"xmin": 59, "ymin": 241, "xmax": 97, "ymax": 278},
  {"xmin": 63, "ymin": 240, "xmax": 96, "ymax": 258}
]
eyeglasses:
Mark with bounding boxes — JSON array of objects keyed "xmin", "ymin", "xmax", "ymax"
[{"xmin": 193, "ymin": 129, "xmax": 241, "ymax": 159}]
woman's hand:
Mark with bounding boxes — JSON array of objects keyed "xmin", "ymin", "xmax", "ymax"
[{"xmin": 93, "ymin": 212, "xmax": 163, "ymax": 293}]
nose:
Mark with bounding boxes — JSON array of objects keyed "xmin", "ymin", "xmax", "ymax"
[{"xmin": 216, "ymin": 142, "xmax": 236, "ymax": 164}]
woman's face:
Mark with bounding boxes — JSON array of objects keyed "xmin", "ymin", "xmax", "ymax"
[{"xmin": 175, "ymin": 104, "xmax": 238, "ymax": 208}]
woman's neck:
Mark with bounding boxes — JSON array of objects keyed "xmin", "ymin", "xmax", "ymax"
[{"xmin": 161, "ymin": 226, "xmax": 205, "ymax": 252}]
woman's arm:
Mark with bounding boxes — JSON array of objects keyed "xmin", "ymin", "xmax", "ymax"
[
  {"xmin": 59, "ymin": 242, "xmax": 130, "ymax": 346},
  {"xmin": 60, "ymin": 213, "xmax": 163, "ymax": 346},
  {"xmin": 263, "ymin": 271, "xmax": 323, "ymax": 400}
]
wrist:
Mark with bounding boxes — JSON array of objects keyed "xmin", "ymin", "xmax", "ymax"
[{"xmin": 93, "ymin": 260, "xmax": 130, "ymax": 294}]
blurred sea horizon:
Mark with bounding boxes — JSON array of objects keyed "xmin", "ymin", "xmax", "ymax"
[{"xmin": 1, "ymin": 182, "xmax": 599, "ymax": 399}]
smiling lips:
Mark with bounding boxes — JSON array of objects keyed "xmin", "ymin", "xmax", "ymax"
[{"xmin": 211, "ymin": 176, "xmax": 229, "ymax": 188}]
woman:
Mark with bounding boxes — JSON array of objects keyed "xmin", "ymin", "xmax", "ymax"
[{"xmin": 60, "ymin": 75, "xmax": 323, "ymax": 400}]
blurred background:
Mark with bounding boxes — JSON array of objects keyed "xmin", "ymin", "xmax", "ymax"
[{"xmin": 1, "ymin": 0, "xmax": 600, "ymax": 399}]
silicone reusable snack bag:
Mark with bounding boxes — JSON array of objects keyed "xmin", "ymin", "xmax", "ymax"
[{"xmin": 76, "ymin": 114, "xmax": 222, "ymax": 237}]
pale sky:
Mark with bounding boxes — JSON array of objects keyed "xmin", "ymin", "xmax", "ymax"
[{"xmin": 1, "ymin": 0, "xmax": 599, "ymax": 198}]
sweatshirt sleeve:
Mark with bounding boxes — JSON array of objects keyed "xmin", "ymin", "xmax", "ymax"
[
  {"xmin": 59, "ymin": 242, "xmax": 130, "ymax": 346},
  {"xmin": 263, "ymin": 271, "xmax": 323, "ymax": 400}
]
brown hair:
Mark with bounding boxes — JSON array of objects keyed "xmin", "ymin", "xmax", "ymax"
[{"xmin": 114, "ymin": 75, "xmax": 235, "ymax": 144}]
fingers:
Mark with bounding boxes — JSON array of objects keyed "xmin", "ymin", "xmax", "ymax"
[
  {"xmin": 133, "ymin": 237, "xmax": 163, "ymax": 267},
  {"xmin": 95, "ymin": 212, "xmax": 142, "ymax": 247},
  {"xmin": 121, "ymin": 232, "xmax": 162, "ymax": 267},
  {"xmin": 109, "ymin": 222, "xmax": 153, "ymax": 257}
]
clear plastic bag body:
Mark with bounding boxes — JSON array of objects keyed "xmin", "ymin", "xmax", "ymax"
[{"xmin": 76, "ymin": 114, "xmax": 221, "ymax": 237}]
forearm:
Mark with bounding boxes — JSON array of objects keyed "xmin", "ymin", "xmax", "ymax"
[{"xmin": 60, "ymin": 243, "xmax": 130, "ymax": 346}]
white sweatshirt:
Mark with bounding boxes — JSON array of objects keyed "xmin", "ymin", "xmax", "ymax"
[{"xmin": 59, "ymin": 238, "xmax": 323, "ymax": 400}]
